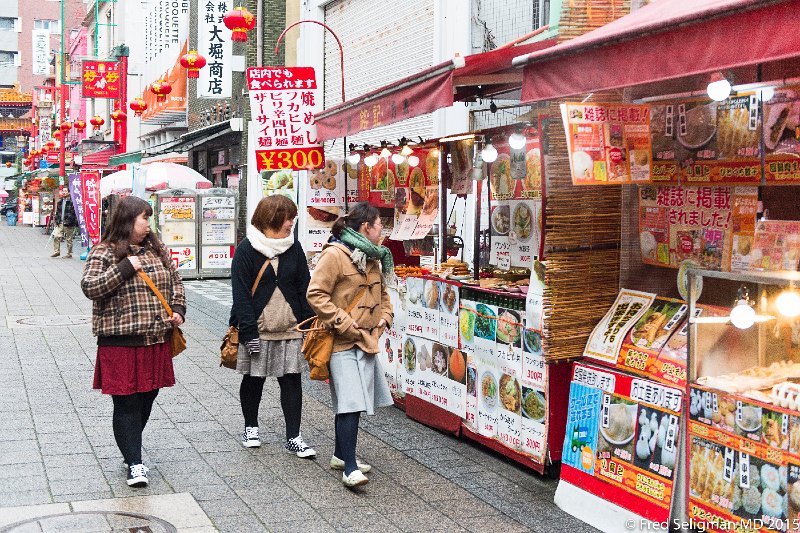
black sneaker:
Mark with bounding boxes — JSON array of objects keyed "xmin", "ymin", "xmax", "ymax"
[
  {"xmin": 127, "ymin": 463, "xmax": 149, "ymax": 487},
  {"xmin": 284, "ymin": 434, "xmax": 317, "ymax": 458}
]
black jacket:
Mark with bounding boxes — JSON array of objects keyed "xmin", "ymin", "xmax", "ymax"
[
  {"xmin": 54, "ymin": 198, "xmax": 78, "ymax": 227},
  {"xmin": 229, "ymin": 238, "xmax": 315, "ymax": 344}
]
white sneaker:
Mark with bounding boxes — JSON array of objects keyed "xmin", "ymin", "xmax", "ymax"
[
  {"xmin": 284, "ymin": 434, "xmax": 317, "ymax": 458},
  {"xmin": 241, "ymin": 426, "xmax": 261, "ymax": 448},
  {"xmin": 330, "ymin": 455, "xmax": 372, "ymax": 473},
  {"xmin": 126, "ymin": 464, "xmax": 149, "ymax": 487},
  {"xmin": 342, "ymin": 469, "xmax": 369, "ymax": 487}
]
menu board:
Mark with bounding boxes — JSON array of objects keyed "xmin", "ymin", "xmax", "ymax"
[
  {"xmin": 488, "ymin": 137, "xmax": 544, "ymax": 267},
  {"xmin": 731, "ymin": 219, "xmax": 800, "ymax": 273},
  {"xmin": 584, "ymin": 289, "xmax": 656, "ymax": 364},
  {"xmin": 159, "ymin": 196, "xmax": 197, "ymax": 271},
  {"xmin": 560, "ymin": 102, "xmax": 652, "ymax": 185},
  {"xmin": 201, "ymin": 196, "xmax": 235, "ymax": 219},
  {"xmin": 305, "ymin": 158, "xmax": 345, "ymax": 254},
  {"xmin": 639, "ymin": 185, "xmax": 759, "ymax": 271},
  {"xmin": 388, "ymin": 149, "xmax": 439, "ymax": 241},
  {"xmin": 688, "ymin": 384, "xmax": 800, "ymax": 532},
  {"xmin": 561, "ymin": 363, "xmax": 683, "ymax": 524},
  {"xmin": 764, "ymin": 86, "xmax": 800, "ymax": 184}
]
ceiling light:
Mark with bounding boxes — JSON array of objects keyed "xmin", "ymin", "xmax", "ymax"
[
  {"xmin": 777, "ymin": 289, "xmax": 800, "ymax": 318},
  {"xmin": 391, "ymin": 153, "xmax": 405, "ymax": 165},
  {"xmin": 364, "ymin": 153, "xmax": 378, "ymax": 167},
  {"xmin": 400, "ymin": 144, "xmax": 413, "ymax": 157},
  {"xmin": 707, "ymin": 72, "xmax": 732, "ymax": 102},
  {"xmin": 407, "ymin": 155, "xmax": 419, "ymax": 167},
  {"xmin": 379, "ymin": 147, "xmax": 391, "ymax": 159},
  {"xmin": 730, "ymin": 286, "xmax": 756, "ymax": 329},
  {"xmin": 346, "ymin": 152, "xmax": 360, "ymax": 165},
  {"xmin": 481, "ymin": 141, "xmax": 498, "ymax": 163},
  {"xmin": 509, "ymin": 132, "xmax": 526, "ymax": 150}
]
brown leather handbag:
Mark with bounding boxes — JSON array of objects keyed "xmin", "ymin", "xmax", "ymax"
[
  {"xmin": 138, "ymin": 272, "xmax": 186, "ymax": 357},
  {"xmin": 220, "ymin": 259, "xmax": 271, "ymax": 369},
  {"xmin": 295, "ymin": 288, "xmax": 366, "ymax": 381}
]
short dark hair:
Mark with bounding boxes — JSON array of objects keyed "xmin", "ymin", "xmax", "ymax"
[
  {"xmin": 251, "ymin": 194, "xmax": 298, "ymax": 232},
  {"xmin": 331, "ymin": 201, "xmax": 380, "ymax": 239}
]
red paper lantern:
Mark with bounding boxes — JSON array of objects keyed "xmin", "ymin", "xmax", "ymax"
[
  {"xmin": 59, "ymin": 121, "xmax": 72, "ymax": 132},
  {"xmin": 74, "ymin": 120, "xmax": 86, "ymax": 132},
  {"xmin": 129, "ymin": 98, "xmax": 148, "ymax": 117},
  {"xmin": 5, "ymin": 162, "xmax": 11, "ymax": 168},
  {"xmin": 111, "ymin": 109, "xmax": 127, "ymax": 123},
  {"xmin": 30, "ymin": 149, "xmax": 38, "ymax": 157},
  {"xmin": 223, "ymin": 6, "xmax": 255, "ymax": 42},
  {"xmin": 23, "ymin": 158, "xmax": 30, "ymax": 166},
  {"xmin": 180, "ymin": 50, "xmax": 207, "ymax": 79},
  {"xmin": 53, "ymin": 130, "xmax": 62, "ymax": 140},
  {"xmin": 150, "ymin": 79, "xmax": 172, "ymax": 103},
  {"xmin": 90, "ymin": 115, "xmax": 105, "ymax": 128}
]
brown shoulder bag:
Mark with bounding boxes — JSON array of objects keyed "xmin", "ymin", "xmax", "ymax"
[
  {"xmin": 295, "ymin": 288, "xmax": 367, "ymax": 381},
  {"xmin": 220, "ymin": 259, "xmax": 271, "ymax": 369},
  {"xmin": 138, "ymin": 271, "xmax": 186, "ymax": 358}
]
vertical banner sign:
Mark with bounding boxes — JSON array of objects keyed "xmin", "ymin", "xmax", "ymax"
[
  {"xmin": 247, "ymin": 67, "xmax": 324, "ymax": 171},
  {"xmin": 32, "ymin": 29, "xmax": 50, "ymax": 76},
  {"xmin": 67, "ymin": 173, "xmax": 89, "ymax": 248},
  {"xmin": 198, "ymin": 0, "xmax": 232, "ymax": 98},
  {"xmin": 82, "ymin": 61, "xmax": 121, "ymax": 99},
  {"xmin": 38, "ymin": 116, "xmax": 52, "ymax": 147},
  {"xmin": 80, "ymin": 171, "xmax": 102, "ymax": 245}
]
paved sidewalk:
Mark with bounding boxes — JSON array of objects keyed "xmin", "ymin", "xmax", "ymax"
[{"xmin": 0, "ymin": 224, "xmax": 593, "ymax": 533}]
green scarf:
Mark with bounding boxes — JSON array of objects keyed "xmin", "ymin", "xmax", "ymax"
[{"xmin": 340, "ymin": 227, "xmax": 394, "ymax": 277}]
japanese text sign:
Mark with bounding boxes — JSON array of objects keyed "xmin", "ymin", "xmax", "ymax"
[
  {"xmin": 82, "ymin": 61, "xmax": 121, "ymax": 99},
  {"xmin": 67, "ymin": 173, "xmax": 89, "ymax": 248},
  {"xmin": 198, "ymin": 0, "xmax": 232, "ymax": 98},
  {"xmin": 247, "ymin": 66, "xmax": 323, "ymax": 171},
  {"xmin": 80, "ymin": 171, "xmax": 102, "ymax": 245}
]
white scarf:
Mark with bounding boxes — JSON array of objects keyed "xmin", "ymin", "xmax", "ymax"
[{"xmin": 247, "ymin": 225, "xmax": 295, "ymax": 259}]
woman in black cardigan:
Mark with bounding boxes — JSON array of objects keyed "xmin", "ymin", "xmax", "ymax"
[{"xmin": 230, "ymin": 195, "xmax": 316, "ymax": 457}]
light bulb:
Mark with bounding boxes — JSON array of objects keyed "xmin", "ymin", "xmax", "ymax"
[
  {"xmin": 777, "ymin": 290, "xmax": 800, "ymax": 318},
  {"xmin": 481, "ymin": 143, "xmax": 498, "ymax": 163},
  {"xmin": 346, "ymin": 153, "xmax": 360, "ymax": 165},
  {"xmin": 407, "ymin": 155, "xmax": 420, "ymax": 167},
  {"xmin": 509, "ymin": 132, "xmax": 526, "ymax": 150},
  {"xmin": 391, "ymin": 153, "xmax": 405, "ymax": 165},
  {"xmin": 759, "ymin": 86, "xmax": 775, "ymax": 102},
  {"xmin": 707, "ymin": 78, "xmax": 732, "ymax": 102},
  {"xmin": 730, "ymin": 300, "xmax": 756, "ymax": 329},
  {"xmin": 364, "ymin": 154, "xmax": 378, "ymax": 167},
  {"xmin": 400, "ymin": 145, "xmax": 413, "ymax": 156},
  {"xmin": 379, "ymin": 147, "xmax": 391, "ymax": 159}
]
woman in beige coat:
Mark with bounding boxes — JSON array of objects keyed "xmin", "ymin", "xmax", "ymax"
[{"xmin": 307, "ymin": 202, "xmax": 394, "ymax": 488}]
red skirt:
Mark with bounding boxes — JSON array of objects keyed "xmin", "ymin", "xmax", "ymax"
[{"xmin": 93, "ymin": 342, "xmax": 175, "ymax": 395}]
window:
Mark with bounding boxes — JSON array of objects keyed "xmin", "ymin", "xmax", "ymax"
[
  {"xmin": 0, "ymin": 51, "xmax": 17, "ymax": 67},
  {"xmin": 34, "ymin": 19, "xmax": 60, "ymax": 34},
  {"xmin": 0, "ymin": 17, "xmax": 15, "ymax": 31}
]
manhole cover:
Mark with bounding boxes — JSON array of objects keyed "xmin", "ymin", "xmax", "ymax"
[
  {"xmin": 6, "ymin": 315, "xmax": 92, "ymax": 328},
  {"xmin": 0, "ymin": 511, "xmax": 177, "ymax": 533}
]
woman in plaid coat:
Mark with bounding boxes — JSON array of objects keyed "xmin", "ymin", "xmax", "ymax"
[{"xmin": 81, "ymin": 196, "xmax": 186, "ymax": 488}]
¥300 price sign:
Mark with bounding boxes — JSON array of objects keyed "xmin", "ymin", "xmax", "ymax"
[{"xmin": 256, "ymin": 147, "xmax": 324, "ymax": 172}]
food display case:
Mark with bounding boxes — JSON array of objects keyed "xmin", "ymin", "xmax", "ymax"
[{"xmin": 687, "ymin": 268, "xmax": 800, "ymax": 533}]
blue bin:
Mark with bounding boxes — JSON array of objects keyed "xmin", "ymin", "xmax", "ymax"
[{"xmin": 6, "ymin": 212, "xmax": 17, "ymax": 226}]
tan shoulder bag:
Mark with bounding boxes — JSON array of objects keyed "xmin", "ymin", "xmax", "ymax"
[
  {"xmin": 138, "ymin": 271, "xmax": 186, "ymax": 358},
  {"xmin": 220, "ymin": 259, "xmax": 271, "ymax": 369}
]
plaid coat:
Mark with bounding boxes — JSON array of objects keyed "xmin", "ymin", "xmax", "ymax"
[{"xmin": 81, "ymin": 243, "xmax": 186, "ymax": 345}]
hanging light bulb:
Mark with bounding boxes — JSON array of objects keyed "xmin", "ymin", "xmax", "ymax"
[
  {"xmin": 759, "ymin": 86, "xmax": 775, "ymax": 102},
  {"xmin": 364, "ymin": 153, "xmax": 379, "ymax": 168},
  {"xmin": 707, "ymin": 72, "xmax": 732, "ymax": 102},
  {"xmin": 777, "ymin": 289, "xmax": 800, "ymax": 318},
  {"xmin": 407, "ymin": 155, "xmax": 420, "ymax": 167},
  {"xmin": 347, "ymin": 152, "xmax": 360, "ymax": 165},
  {"xmin": 730, "ymin": 286, "xmax": 756, "ymax": 329},
  {"xmin": 401, "ymin": 144, "xmax": 413, "ymax": 157},
  {"xmin": 481, "ymin": 140, "xmax": 498, "ymax": 163},
  {"xmin": 391, "ymin": 153, "xmax": 405, "ymax": 165},
  {"xmin": 509, "ymin": 131, "xmax": 527, "ymax": 150}
]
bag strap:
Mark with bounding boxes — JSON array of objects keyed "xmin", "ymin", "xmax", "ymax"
[
  {"xmin": 295, "ymin": 286, "xmax": 368, "ymax": 333},
  {"xmin": 138, "ymin": 271, "xmax": 173, "ymax": 316},
  {"xmin": 344, "ymin": 286, "xmax": 368, "ymax": 314},
  {"xmin": 251, "ymin": 259, "xmax": 270, "ymax": 296}
]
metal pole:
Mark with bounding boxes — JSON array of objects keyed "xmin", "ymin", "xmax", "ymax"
[{"xmin": 59, "ymin": 0, "xmax": 66, "ymax": 184}]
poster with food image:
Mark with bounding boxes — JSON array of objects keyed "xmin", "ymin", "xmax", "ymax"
[
  {"xmin": 764, "ymin": 87, "xmax": 800, "ymax": 183},
  {"xmin": 597, "ymin": 396, "xmax": 637, "ymax": 466},
  {"xmin": 261, "ymin": 169, "xmax": 297, "ymax": 199},
  {"xmin": 438, "ymin": 281, "xmax": 460, "ymax": 347},
  {"xmin": 477, "ymin": 362, "xmax": 500, "ymax": 438},
  {"xmin": 738, "ymin": 220, "xmax": 800, "ymax": 272},
  {"xmin": 791, "ymin": 417, "xmax": 800, "ymax": 456},
  {"xmin": 632, "ymin": 406, "xmax": 679, "ymax": 480},
  {"xmin": 308, "ymin": 159, "xmax": 345, "ymax": 205},
  {"xmin": 562, "ymin": 381, "xmax": 603, "ymax": 475},
  {"xmin": 490, "ymin": 203, "xmax": 511, "ymax": 268},
  {"xmin": 464, "ymin": 355, "xmax": 479, "ymax": 430},
  {"xmin": 413, "ymin": 336, "xmax": 434, "ymax": 403},
  {"xmin": 404, "ymin": 277, "xmax": 426, "ymax": 339},
  {"xmin": 689, "ymin": 387, "xmax": 738, "ymax": 435},
  {"xmin": 735, "ymin": 401, "xmax": 764, "ymax": 442},
  {"xmin": 459, "ymin": 299, "xmax": 477, "ymax": 352},
  {"xmin": 509, "ymin": 199, "xmax": 542, "ymax": 268},
  {"xmin": 520, "ymin": 139, "xmax": 543, "ymax": 200},
  {"xmin": 473, "ymin": 302, "xmax": 499, "ymax": 355},
  {"xmin": 584, "ymin": 289, "xmax": 656, "ymax": 364},
  {"xmin": 732, "ymin": 456, "xmax": 787, "ymax": 528},
  {"xmin": 489, "ymin": 153, "xmax": 515, "ymax": 200},
  {"xmin": 445, "ymin": 348, "xmax": 467, "ymax": 418},
  {"xmin": 420, "ymin": 279, "xmax": 441, "ymax": 341},
  {"xmin": 497, "ymin": 372, "xmax": 523, "ymax": 451},
  {"xmin": 787, "ymin": 464, "xmax": 800, "ymax": 532},
  {"xmin": 762, "ymin": 409, "xmax": 790, "ymax": 451},
  {"xmin": 344, "ymin": 159, "xmax": 362, "ymax": 203},
  {"xmin": 400, "ymin": 336, "xmax": 417, "ymax": 395},
  {"xmin": 446, "ymin": 139, "xmax": 472, "ymax": 195},
  {"xmin": 520, "ymin": 384, "xmax": 547, "ymax": 462},
  {"xmin": 305, "ymin": 205, "xmax": 342, "ymax": 253},
  {"xmin": 560, "ymin": 102, "xmax": 652, "ymax": 185},
  {"xmin": 410, "ymin": 186, "xmax": 439, "ymax": 239}
]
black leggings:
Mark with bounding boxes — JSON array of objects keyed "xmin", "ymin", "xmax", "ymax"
[
  {"xmin": 111, "ymin": 390, "xmax": 159, "ymax": 465},
  {"xmin": 240, "ymin": 373, "xmax": 302, "ymax": 441}
]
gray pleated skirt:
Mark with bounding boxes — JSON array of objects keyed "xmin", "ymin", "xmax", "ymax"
[
  {"xmin": 329, "ymin": 346, "xmax": 393, "ymax": 415},
  {"xmin": 237, "ymin": 338, "xmax": 307, "ymax": 378}
]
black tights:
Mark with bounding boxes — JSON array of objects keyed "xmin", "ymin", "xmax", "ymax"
[
  {"xmin": 334, "ymin": 412, "xmax": 361, "ymax": 475},
  {"xmin": 240, "ymin": 373, "xmax": 302, "ymax": 441},
  {"xmin": 111, "ymin": 389, "xmax": 159, "ymax": 465}
]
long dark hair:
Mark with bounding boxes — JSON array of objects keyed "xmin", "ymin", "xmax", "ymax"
[
  {"xmin": 331, "ymin": 201, "xmax": 380, "ymax": 239},
  {"xmin": 102, "ymin": 196, "xmax": 170, "ymax": 266}
]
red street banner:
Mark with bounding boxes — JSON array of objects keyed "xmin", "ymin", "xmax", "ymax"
[
  {"xmin": 314, "ymin": 69, "xmax": 454, "ymax": 141},
  {"xmin": 247, "ymin": 66, "xmax": 323, "ymax": 172},
  {"xmin": 82, "ymin": 61, "xmax": 121, "ymax": 99},
  {"xmin": 80, "ymin": 170, "xmax": 101, "ymax": 245}
]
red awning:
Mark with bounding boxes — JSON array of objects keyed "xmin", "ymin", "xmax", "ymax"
[
  {"xmin": 515, "ymin": 0, "xmax": 800, "ymax": 103},
  {"xmin": 315, "ymin": 40, "xmax": 556, "ymax": 141},
  {"xmin": 81, "ymin": 147, "xmax": 118, "ymax": 167}
]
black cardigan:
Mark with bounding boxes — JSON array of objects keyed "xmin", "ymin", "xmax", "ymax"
[{"xmin": 229, "ymin": 238, "xmax": 315, "ymax": 344}]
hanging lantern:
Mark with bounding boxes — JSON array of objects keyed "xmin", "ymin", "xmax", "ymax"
[
  {"xmin": 90, "ymin": 115, "xmax": 105, "ymax": 128},
  {"xmin": 223, "ymin": 6, "xmax": 256, "ymax": 42},
  {"xmin": 111, "ymin": 109, "xmax": 128, "ymax": 123},
  {"xmin": 59, "ymin": 121, "xmax": 72, "ymax": 132},
  {"xmin": 129, "ymin": 98, "xmax": 148, "ymax": 117},
  {"xmin": 53, "ymin": 130, "xmax": 62, "ymax": 140},
  {"xmin": 23, "ymin": 158, "xmax": 30, "ymax": 166},
  {"xmin": 150, "ymin": 79, "xmax": 172, "ymax": 103},
  {"xmin": 30, "ymin": 149, "xmax": 38, "ymax": 158},
  {"xmin": 5, "ymin": 162, "xmax": 11, "ymax": 168},
  {"xmin": 180, "ymin": 50, "xmax": 207, "ymax": 79},
  {"xmin": 74, "ymin": 120, "xmax": 86, "ymax": 132}
]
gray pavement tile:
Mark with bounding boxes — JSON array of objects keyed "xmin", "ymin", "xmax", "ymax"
[
  {"xmin": 249, "ymin": 499, "xmax": 318, "ymax": 523},
  {"xmin": 0, "ymin": 474, "xmax": 48, "ymax": 494},
  {"xmin": 43, "ymin": 453, "xmax": 100, "ymax": 468},
  {"xmin": 198, "ymin": 496, "xmax": 254, "ymax": 518},
  {"xmin": 0, "ymin": 429, "xmax": 37, "ymax": 442},
  {"xmin": 0, "ymin": 461, "xmax": 45, "ymax": 480},
  {"xmin": 48, "ymin": 476, "xmax": 111, "ymax": 496},
  {"xmin": 212, "ymin": 513, "xmax": 269, "ymax": 533},
  {"xmin": 0, "ymin": 448, "xmax": 42, "ymax": 466},
  {"xmin": 455, "ymin": 514, "xmax": 531, "ymax": 533},
  {"xmin": 186, "ymin": 483, "xmax": 238, "ymax": 501},
  {"xmin": 268, "ymin": 520, "xmax": 336, "ymax": 533},
  {"xmin": 0, "ymin": 489, "xmax": 53, "ymax": 507},
  {"xmin": 46, "ymin": 464, "xmax": 105, "ymax": 482},
  {"xmin": 437, "ymin": 497, "xmax": 503, "ymax": 520},
  {"xmin": 51, "ymin": 490, "xmax": 115, "ymax": 503}
]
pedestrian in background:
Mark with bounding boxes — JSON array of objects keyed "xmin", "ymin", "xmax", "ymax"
[
  {"xmin": 307, "ymin": 202, "xmax": 394, "ymax": 488},
  {"xmin": 51, "ymin": 190, "xmax": 78, "ymax": 258},
  {"xmin": 81, "ymin": 196, "xmax": 185, "ymax": 488},
  {"xmin": 230, "ymin": 194, "xmax": 317, "ymax": 458}
]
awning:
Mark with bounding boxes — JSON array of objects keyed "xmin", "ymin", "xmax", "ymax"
[
  {"xmin": 108, "ymin": 151, "xmax": 143, "ymax": 166},
  {"xmin": 81, "ymin": 147, "xmax": 118, "ymax": 167},
  {"xmin": 514, "ymin": 0, "xmax": 800, "ymax": 103},
  {"xmin": 315, "ymin": 40, "xmax": 555, "ymax": 141},
  {"xmin": 146, "ymin": 118, "xmax": 244, "ymax": 157}
]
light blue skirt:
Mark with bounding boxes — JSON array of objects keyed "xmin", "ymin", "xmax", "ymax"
[{"xmin": 329, "ymin": 347, "xmax": 393, "ymax": 415}]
